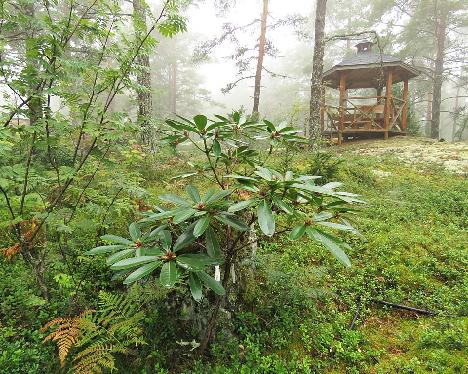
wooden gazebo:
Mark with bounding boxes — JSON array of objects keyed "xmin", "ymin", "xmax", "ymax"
[{"xmin": 321, "ymin": 41, "xmax": 420, "ymax": 144}]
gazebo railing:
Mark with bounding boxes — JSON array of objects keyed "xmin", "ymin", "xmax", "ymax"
[
  {"xmin": 321, "ymin": 104, "xmax": 340, "ymax": 133},
  {"xmin": 390, "ymin": 96, "xmax": 405, "ymax": 132},
  {"xmin": 321, "ymin": 95, "xmax": 407, "ymax": 134}
]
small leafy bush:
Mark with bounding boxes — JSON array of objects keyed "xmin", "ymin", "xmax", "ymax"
[
  {"xmin": 86, "ymin": 112, "xmax": 364, "ymax": 351},
  {"xmin": 305, "ymin": 151, "xmax": 344, "ymax": 184}
]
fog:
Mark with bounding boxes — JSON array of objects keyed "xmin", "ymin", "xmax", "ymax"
[
  {"xmin": 188, "ymin": 1, "xmax": 310, "ymax": 99},
  {"xmin": 1, "ymin": 0, "xmax": 467, "ymax": 140},
  {"xmin": 137, "ymin": 0, "xmax": 466, "ymax": 141}
]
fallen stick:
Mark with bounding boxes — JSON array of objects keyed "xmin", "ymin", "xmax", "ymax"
[
  {"xmin": 371, "ymin": 299, "xmax": 437, "ymax": 316},
  {"xmin": 349, "ymin": 296, "xmax": 362, "ymax": 330}
]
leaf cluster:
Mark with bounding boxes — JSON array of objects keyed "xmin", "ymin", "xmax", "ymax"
[{"xmin": 87, "ymin": 113, "xmax": 365, "ymax": 300}]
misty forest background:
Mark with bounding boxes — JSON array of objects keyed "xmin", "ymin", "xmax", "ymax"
[
  {"xmin": 13, "ymin": 0, "xmax": 467, "ymax": 141},
  {"xmin": 0, "ymin": 1, "xmax": 467, "ymax": 373}
]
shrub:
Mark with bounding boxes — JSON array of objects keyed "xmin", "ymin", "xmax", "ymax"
[
  {"xmin": 304, "ymin": 151, "xmax": 344, "ymax": 184},
  {"xmin": 85, "ymin": 112, "xmax": 364, "ymax": 354}
]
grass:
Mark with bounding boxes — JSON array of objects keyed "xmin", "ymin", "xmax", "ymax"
[
  {"xmin": 254, "ymin": 139, "xmax": 468, "ymax": 373},
  {"xmin": 1, "ymin": 138, "xmax": 466, "ymax": 373},
  {"xmin": 148, "ymin": 139, "xmax": 467, "ymax": 373}
]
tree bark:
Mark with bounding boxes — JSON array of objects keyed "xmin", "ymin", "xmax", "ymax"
[
  {"xmin": 308, "ymin": 0, "xmax": 327, "ymax": 150},
  {"xmin": 133, "ymin": 0, "xmax": 153, "ymax": 144},
  {"xmin": 451, "ymin": 84, "xmax": 460, "ymax": 142},
  {"xmin": 198, "ymin": 221, "xmax": 253, "ymax": 355},
  {"xmin": 23, "ymin": 250, "xmax": 50, "ymax": 301},
  {"xmin": 22, "ymin": 2, "xmax": 49, "ymax": 302},
  {"xmin": 24, "ymin": 2, "xmax": 43, "ymax": 126},
  {"xmin": 425, "ymin": 91, "xmax": 433, "ymax": 137},
  {"xmin": 252, "ymin": 0, "xmax": 268, "ymax": 117},
  {"xmin": 430, "ymin": 10, "xmax": 447, "ymax": 139},
  {"xmin": 170, "ymin": 62, "xmax": 177, "ymax": 114},
  {"xmin": 198, "ymin": 251, "xmax": 235, "ymax": 355}
]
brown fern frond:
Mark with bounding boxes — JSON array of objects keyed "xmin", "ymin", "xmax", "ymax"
[
  {"xmin": 43, "ymin": 321, "xmax": 74, "ymax": 339},
  {"xmin": 50, "ymin": 325, "xmax": 79, "ymax": 367},
  {"xmin": 58, "ymin": 331, "xmax": 79, "ymax": 366},
  {"xmin": 41, "ymin": 310, "xmax": 94, "ymax": 367},
  {"xmin": 41, "ymin": 309, "xmax": 93, "ymax": 334},
  {"xmin": 1, "ymin": 243, "xmax": 21, "ymax": 260},
  {"xmin": 40, "ymin": 317, "xmax": 66, "ymax": 334}
]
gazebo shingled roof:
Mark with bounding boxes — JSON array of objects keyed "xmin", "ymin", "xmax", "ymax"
[{"xmin": 323, "ymin": 42, "xmax": 419, "ymax": 89}]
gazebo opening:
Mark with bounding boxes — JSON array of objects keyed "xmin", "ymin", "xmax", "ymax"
[
  {"xmin": 356, "ymin": 41, "xmax": 373, "ymax": 53},
  {"xmin": 321, "ymin": 41, "xmax": 420, "ymax": 144}
]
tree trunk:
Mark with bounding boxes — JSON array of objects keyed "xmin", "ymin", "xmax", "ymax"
[
  {"xmin": 430, "ymin": 11, "xmax": 447, "ymax": 139},
  {"xmin": 308, "ymin": 0, "xmax": 327, "ymax": 150},
  {"xmin": 133, "ymin": 0, "xmax": 153, "ymax": 144},
  {"xmin": 198, "ymin": 251, "xmax": 235, "ymax": 355},
  {"xmin": 170, "ymin": 62, "xmax": 177, "ymax": 114},
  {"xmin": 425, "ymin": 92, "xmax": 432, "ymax": 137},
  {"xmin": 23, "ymin": 250, "xmax": 50, "ymax": 301},
  {"xmin": 24, "ymin": 3, "xmax": 43, "ymax": 126},
  {"xmin": 22, "ymin": 2, "xmax": 49, "ymax": 301},
  {"xmin": 451, "ymin": 79, "xmax": 461, "ymax": 142},
  {"xmin": 252, "ymin": 0, "xmax": 268, "ymax": 117}
]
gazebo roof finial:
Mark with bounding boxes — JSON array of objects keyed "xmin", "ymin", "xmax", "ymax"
[{"xmin": 355, "ymin": 41, "xmax": 374, "ymax": 53}]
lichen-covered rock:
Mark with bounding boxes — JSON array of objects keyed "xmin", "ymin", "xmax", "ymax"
[{"xmin": 352, "ymin": 139, "xmax": 468, "ymax": 176}]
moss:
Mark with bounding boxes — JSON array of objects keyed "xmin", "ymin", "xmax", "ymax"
[{"xmin": 249, "ymin": 141, "xmax": 467, "ymax": 373}]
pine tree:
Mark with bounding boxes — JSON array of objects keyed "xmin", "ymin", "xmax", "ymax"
[
  {"xmin": 308, "ymin": 0, "xmax": 327, "ymax": 150},
  {"xmin": 252, "ymin": 0, "xmax": 269, "ymax": 117},
  {"xmin": 372, "ymin": 0, "xmax": 466, "ymax": 139}
]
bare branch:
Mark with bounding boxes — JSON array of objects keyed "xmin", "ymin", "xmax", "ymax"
[
  {"xmin": 262, "ymin": 66, "xmax": 296, "ymax": 79},
  {"xmin": 0, "ymin": 185, "xmax": 15, "ymax": 220},
  {"xmin": 221, "ymin": 75, "xmax": 255, "ymax": 94}
]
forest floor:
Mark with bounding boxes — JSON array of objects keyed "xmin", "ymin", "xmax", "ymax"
[
  {"xmin": 242, "ymin": 137, "xmax": 467, "ymax": 373},
  {"xmin": 160, "ymin": 136, "xmax": 468, "ymax": 373},
  {"xmin": 299, "ymin": 137, "xmax": 468, "ymax": 373},
  {"xmin": 2, "ymin": 137, "xmax": 466, "ymax": 374},
  {"xmin": 341, "ymin": 137, "xmax": 468, "ymax": 175}
]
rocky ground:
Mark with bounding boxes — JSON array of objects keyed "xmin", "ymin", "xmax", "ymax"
[{"xmin": 341, "ymin": 137, "xmax": 468, "ymax": 176}]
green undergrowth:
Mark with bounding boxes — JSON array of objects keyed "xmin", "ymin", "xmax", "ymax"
[
  {"xmin": 190, "ymin": 146, "xmax": 467, "ymax": 373},
  {"xmin": 1, "ymin": 142, "xmax": 466, "ymax": 373}
]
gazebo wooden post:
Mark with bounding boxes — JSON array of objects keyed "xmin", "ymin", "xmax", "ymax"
[
  {"xmin": 383, "ymin": 69, "xmax": 393, "ymax": 139},
  {"xmin": 402, "ymin": 79, "xmax": 409, "ymax": 132},
  {"xmin": 338, "ymin": 73, "xmax": 346, "ymax": 145}
]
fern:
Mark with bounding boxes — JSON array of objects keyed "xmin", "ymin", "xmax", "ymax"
[
  {"xmin": 42, "ymin": 291, "xmax": 146, "ymax": 373},
  {"xmin": 41, "ymin": 310, "xmax": 93, "ymax": 368},
  {"xmin": 72, "ymin": 344, "xmax": 117, "ymax": 374}
]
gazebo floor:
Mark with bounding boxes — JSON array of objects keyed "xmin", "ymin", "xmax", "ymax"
[{"xmin": 322, "ymin": 129, "xmax": 406, "ymax": 141}]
